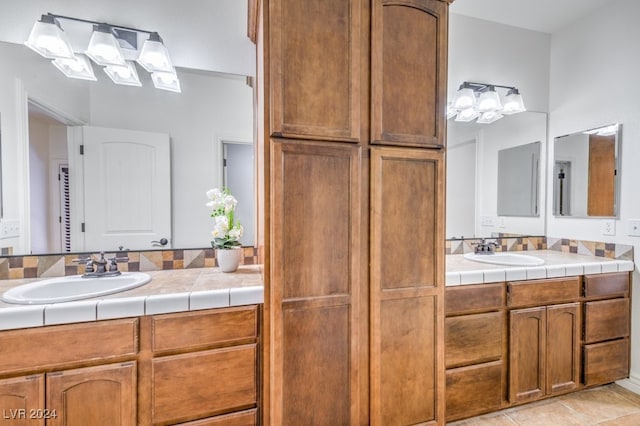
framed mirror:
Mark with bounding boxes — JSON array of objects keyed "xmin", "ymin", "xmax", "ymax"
[
  {"xmin": 497, "ymin": 141, "xmax": 540, "ymax": 217},
  {"xmin": 553, "ymin": 123, "xmax": 621, "ymax": 218}
]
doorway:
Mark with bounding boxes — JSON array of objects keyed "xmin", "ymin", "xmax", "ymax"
[
  {"xmin": 553, "ymin": 160, "xmax": 572, "ymax": 216},
  {"xmin": 222, "ymin": 140, "xmax": 255, "ymax": 246}
]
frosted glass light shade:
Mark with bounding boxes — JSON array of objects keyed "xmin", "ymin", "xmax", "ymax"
[
  {"xmin": 137, "ymin": 32, "xmax": 174, "ymax": 73},
  {"xmin": 477, "ymin": 111, "xmax": 504, "ymax": 124},
  {"xmin": 52, "ymin": 54, "xmax": 97, "ymax": 81},
  {"xmin": 502, "ymin": 90, "xmax": 526, "ymax": 115},
  {"xmin": 455, "ymin": 108, "xmax": 480, "ymax": 122},
  {"xmin": 446, "ymin": 102, "xmax": 458, "ymax": 119},
  {"xmin": 151, "ymin": 70, "xmax": 181, "ymax": 92},
  {"xmin": 104, "ymin": 62, "xmax": 141, "ymax": 86},
  {"xmin": 451, "ymin": 87, "xmax": 476, "ymax": 110},
  {"xmin": 477, "ymin": 87, "xmax": 502, "ymax": 112},
  {"xmin": 86, "ymin": 24, "xmax": 126, "ymax": 66},
  {"xmin": 25, "ymin": 15, "xmax": 75, "ymax": 59}
]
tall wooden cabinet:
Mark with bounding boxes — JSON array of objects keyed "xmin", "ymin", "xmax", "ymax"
[{"xmin": 253, "ymin": 0, "xmax": 451, "ymax": 423}]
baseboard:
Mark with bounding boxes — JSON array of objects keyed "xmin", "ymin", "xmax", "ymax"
[{"xmin": 616, "ymin": 375, "xmax": 640, "ymax": 395}]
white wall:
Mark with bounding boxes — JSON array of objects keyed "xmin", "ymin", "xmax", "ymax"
[
  {"xmin": 546, "ymin": 0, "xmax": 640, "ymax": 391},
  {"xmin": 28, "ymin": 116, "xmax": 49, "ymax": 253}
]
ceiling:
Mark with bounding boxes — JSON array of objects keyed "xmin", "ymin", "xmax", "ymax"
[{"xmin": 451, "ymin": 0, "xmax": 615, "ymax": 34}]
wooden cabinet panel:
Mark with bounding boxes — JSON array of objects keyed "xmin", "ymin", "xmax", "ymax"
[
  {"xmin": 445, "ymin": 312, "xmax": 502, "ymax": 368},
  {"xmin": 584, "ymin": 299, "xmax": 630, "ymax": 343},
  {"xmin": 178, "ymin": 409, "xmax": 256, "ymax": 425},
  {"xmin": 152, "ymin": 345, "xmax": 256, "ymax": 425},
  {"xmin": 584, "ymin": 272, "xmax": 629, "ymax": 298},
  {"xmin": 547, "ymin": 303, "xmax": 580, "ymax": 395},
  {"xmin": 445, "ymin": 283, "xmax": 504, "ymax": 315},
  {"xmin": 371, "ymin": 147, "xmax": 443, "ymax": 290},
  {"xmin": 47, "ymin": 362, "xmax": 136, "ymax": 426},
  {"xmin": 269, "ymin": 0, "xmax": 362, "ymax": 141},
  {"xmin": 508, "ymin": 277, "xmax": 580, "ymax": 308},
  {"xmin": 587, "ymin": 134, "xmax": 616, "ymax": 216},
  {"xmin": 509, "ymin": 307, "xmax": 545, "ymax": 403},
  {"xmin": 0, "ymin": 319, "xmax": 138, "ymax": 374},
  {"xmin": 151, "ymin": 306, "xmax": 257, "ymax": 353},
  {"xmin": 378, "ymin": 296, "xmax": 437, "ymax": 425},
  {"xmin": 371, "ymin": 0, "xmax": 448, "ymax": 147},
  {"xmin": 281, "ymin": 303, "xmax": 351, "ymax": 425},
  {"xmin": 446, "ymin": 361, "xmax": 503, "ymax": 422},
  {"xmin": 0, "ymin": 375, "xmax": 44, "ymax": 426},
  {"xmin": 583, "ymin": 339, "xmax": 629, "ymax": 386}
]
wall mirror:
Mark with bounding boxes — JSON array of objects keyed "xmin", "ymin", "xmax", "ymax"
[
  {"xmin": 446, "ymin": 111, "xmax": 547, "ymax": 239},
  {"xmin": 553, "ymin": 123, "xmax": 621, "ymax": 218},
  {"xmin": 0, "ymin": 39, "xmax": 254, "ymax": 256}
]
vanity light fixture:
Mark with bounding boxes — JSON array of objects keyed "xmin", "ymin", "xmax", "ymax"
[
  {"xmin": 24, "ymin": 13, "xmax": 181, "ymax": 92},
  {"xmin": 449, "ymin": 81, "xmax": 526, "ymax": 124},
  {"xmin": 24, "ymin": 14, "xmax": 75, "ymax": 59}
]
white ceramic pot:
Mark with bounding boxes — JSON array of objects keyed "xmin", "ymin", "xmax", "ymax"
[{"xmin": 215, "ymin": 247, "xmax": 242, "ymax": 272}]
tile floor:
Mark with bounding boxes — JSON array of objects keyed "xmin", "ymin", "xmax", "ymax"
[{"xmin": 448, "ymin": 384, "xmax": 640, "ymax": 425}]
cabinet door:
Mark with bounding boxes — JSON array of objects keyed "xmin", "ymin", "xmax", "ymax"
[
  {"xmin": 268, "ymin": 0, "xmax": 363, "ymax": 142},
  {"xmin": 370, "ymin": 147, "xmax": 445, "ymax": 425},
  {"xmin": 0, "ymin": 375, "xmax": 44, "ymax": 426},
  {"xmin": 509, "ymin": 307, "xmax": 546, "ymax": 403},
  {"xmin": 46, "ymin": 362, "xmax": 136, "ymax": 426},
  {"xmin": 270, "ymin": 140, "xmax": 363, "ymax": 424},
  {"xmin": 371, "ymin": 0, "xmax": 448, "ymax": 147},
  {"xmin": 546, "ymin": 303, "xmax": 580, "ymax": 395}
]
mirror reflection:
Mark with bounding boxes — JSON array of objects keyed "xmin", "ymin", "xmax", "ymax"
[
  {"xmin": 497, "ymin": 141, "xmax": 540, "ymax": 217},
  {"xmin": 446, "ymin": 111, "xmax": 547, "ymax": 239},
  {"xmin": 553, "ymin": 123, "xmax": 620, "ymax": 218},
  {"xmin": 0, "ymin": 40, "xmax": 254, "ymax": 255}
]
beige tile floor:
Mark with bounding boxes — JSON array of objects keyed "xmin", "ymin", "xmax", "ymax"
[{"xmin": 448, "ymin": 384, "xmax": 640, "ymax": 425}]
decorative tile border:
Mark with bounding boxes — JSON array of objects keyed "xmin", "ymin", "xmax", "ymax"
[
  {"xmin": 446, "ymin": 236, "xmax": 547, "ymax": 255},
  {"xmin": 0, "ymin": 247, "xmax": 259, "ymax": 280}
]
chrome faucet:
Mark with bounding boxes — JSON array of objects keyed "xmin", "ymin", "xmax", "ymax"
[
  {"xmin": 72, "ymin": 252, "xmax": 129, "ymax": 277},
  {"xmin": 473, "ymin": 238, "xmax": 500, "ymax": 254}
]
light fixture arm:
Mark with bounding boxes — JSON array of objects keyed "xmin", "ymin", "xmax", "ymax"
[
  {"xmin": 460, "ymin": 81, "xmax": 518, "ymax": 92},
  {"xmin": 45, "ymin": 12, "xmax": 157, "ymax": 36}
]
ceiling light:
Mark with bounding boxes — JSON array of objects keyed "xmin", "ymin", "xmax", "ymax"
[
  {"xmin": 24, "ymin": 14, "xmax": 75, "ymax": 59},
  {"xmin": 502, "ymin": 88, "xmax": 526, "ymax": 115},
  {"xmin": 446, "ymin": 102, "xmax": 458, "ymax": 119},
  {"xmin": 455, "ymin": 108, "xmax": 481, "ymax": 122},
  {"xmin": 477, "ymin": 111, "xmax": 504, "ymax": 124},
  {"xmin": 137, "ymin": 32, "xmax": 174, "ymax": 73},
  {"xmin": 476, "ymin": 86, "xmax": 502, "ymax": 112},
  {"xmin": 86, "ymin": 24, "xmax": 126, "ymax": 66},
  {"xmin": 151, "ymin": 70, "xmax": 182, "ymax": 92},
  {"xmin": 52, "ymin": 54, "xmax": 96, "ymax": 81},
  {"xmin": 104, "ymin": 62, "xmax": 141, "ymax": 86}
]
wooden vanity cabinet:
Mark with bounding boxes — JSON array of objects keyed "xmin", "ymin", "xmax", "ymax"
[
  {"xmin": 508, "ymin": 277, "xmax": 581, "ymax": 404},
  {"xmin": 0, "ymin": 375, "xmax": 44, "ymax": 426},
  {"xmin": 582, "ymin": 272, "xmax": 630, "ymax": 386},
  {"xmin": 444, "ymin": 283, "xmax": 506, "ymax": 421}
]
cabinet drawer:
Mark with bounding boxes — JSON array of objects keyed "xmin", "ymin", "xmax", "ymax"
[
  {"xmin": 584, "ymin": 272, "xmax": 629, "ymax": 298},
  {"xmin": 445, "ymin": 283, "xmax": 504, "ymax": 315},
  {"xmin": 152, "ymin": 306, "xmax": 258, "ymax": 352},
  {"xmin": 584, "ymin": 298, "xmax": 630, "ymax": 343},
  {"xmin": 177, "ymin": 409, "xmax": 257, "ymax": 425},
  {"xmin": 583, "ymin": 339, "xmax": 629, "ymax": 386},
  {"xmin": 152, "ymin": 344, "xmax": 257, "ymax": 424},
  {"xmin": 445, "ymin": 312, "xmax": 503, "ymax": 368},
  {"xmin": 446, "ymin": 361, "xmax": 503, "ymax": 421},
  {"xmin": 508, "ymin": 277, "xmax": 580, "ymax": 308},
  {"xmin": 0, "ymin": 319, "xmax": 138, "ymax": 374}
]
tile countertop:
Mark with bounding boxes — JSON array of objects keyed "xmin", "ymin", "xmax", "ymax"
[
  {"xmin": 446, "ymin": 250, "xmax": 635, "ymax": 286},
  {"xmin": 0, "ymin": 265, "xmax": 263, "ymax": 331}
]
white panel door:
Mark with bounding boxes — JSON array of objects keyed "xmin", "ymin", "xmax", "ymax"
[{"xmin": 82, "ymin": 126, "xmax": 171, "ymax": 251}]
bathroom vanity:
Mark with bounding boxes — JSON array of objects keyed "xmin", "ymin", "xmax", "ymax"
[
  {"xmin": 445, "ymin": 251, "xmax": 633, "ymax": 422},
  {"xmin": 0, "ymin": 266, "xmax": 262, "ymax": 425}
]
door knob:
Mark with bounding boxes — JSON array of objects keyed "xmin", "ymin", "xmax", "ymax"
[{"xmin": 151, "ymin": 238, "xmax": 169, "ymax": 247}]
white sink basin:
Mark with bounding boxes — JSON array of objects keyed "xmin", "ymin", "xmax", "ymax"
[
  {"xmin": 463, "ymin": 252, "xmax": 545, "ymax": 266},
  {"xmin": 1, "ymin": 272, "xmax": 151, "ymax": 305}
]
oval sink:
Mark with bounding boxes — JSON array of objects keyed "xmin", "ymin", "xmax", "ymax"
[
  {"xmin": 463, "ymin": 252, "xmax": 545, "ymax": 266},
  {"xmin": 1, "ymin": 272, "xmax": 151, "ymax": 305}
]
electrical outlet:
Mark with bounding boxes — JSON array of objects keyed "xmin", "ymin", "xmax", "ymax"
[
  {"xmin": 602, "ymin": 219, "xmax": 616, "ymax": 236},
  {"xmin": 0, "ymin": 220, "xmax": 20, "ymax": 239},
  {"xmin": 629, "ymin": 219, "xmax": 640, "ymax": 237},
  {"xmin": 480, "ymin": 216, "xmax": 495, "ymax": 227}
]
